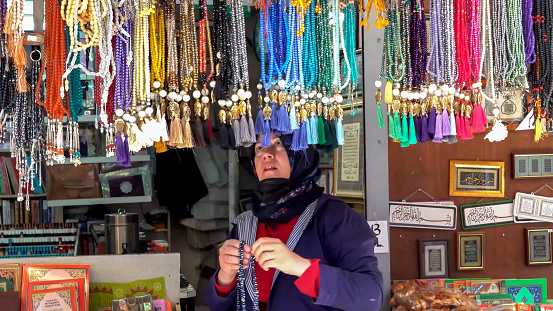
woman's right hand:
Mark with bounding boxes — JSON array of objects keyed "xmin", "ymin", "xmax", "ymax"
[{"xmin": 217, "ymin": 239, "xmax": 252, "ymax": 287}]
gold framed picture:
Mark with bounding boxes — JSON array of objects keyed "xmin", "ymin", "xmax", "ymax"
[
  {"xmin": 449, "ymin": 160, "xmax": 505, "ymax": 197},
  {"xmin": 458, "ymin": 233, "xmax": 484, "ymax": 270},
  {"xmin": 0, "ymin": 264, "xmax": 21, "ymax": 292},
  {"xmin": 526, "ymin": 228, "xmax": 552, "ymax": 265}
]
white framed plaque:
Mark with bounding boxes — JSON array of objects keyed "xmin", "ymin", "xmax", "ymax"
[{"xmin": 389, "ymin": 202, "xmax": 457, "ymax": 230}]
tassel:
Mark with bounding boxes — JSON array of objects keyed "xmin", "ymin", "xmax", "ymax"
[
  {"xmin": 228, "ymin": 123, "xmax": 237, "ymax": 149},
  {"xmin": 336, "ymin": 118, "xmax": 344, "ymax": 145},
  {"xmin": 116, "ymin": 132, "xmax": 130, "ymax": 165},
  {"xmin": 240, "ymin": 115, "xmax": 253, "ymax": 147},
  {"xmin": 442, "ymin": 109, "xmax": 451, "ymax": 136},
  {"xmin": 433, "ymin": 112, "xmax": 443, "ymax": 142},
  {"xmin": 255, "ymin": 109, "xmax": 265, "ymax": 134},
  {"xmin": 168, "ymin": 118, "xmax": 184, "ymax": 146},
  {"xmin": 414, "ymin": 115, "xmax": 422, "ymax": 142},
  {"xmin": 388, "ymin": 112, "xmax": 396, "ymax": 139},
  {"xmin": 155, "ymin": 140, "xmax": 167, "ymax": 153},
  {"xmin": 324, "ymin": 119, "xmax": 333, "ymax": 147},
  {"xmin": 128, "ymin": 123, "xmax": 147, "ymax": 152},
  {"xmin": 300, "ymin": 121, "xmax": 308, "ymax": 149},
  {"xmin": 393, "ymin": 111, "xmax": 401, "ymax": 141},
  {"xmin": 472, "ymin": 103, "xmax": 485, "ymax": 132},
  {"xmin": 427, "ymin": 106, "xmax": 436, "ymax": 136},
  {"xmin": 317, "ymin": 114, "xmax": 326, "ymax": 145},
  {"xmin": 182, "ymin": 117, "xmax": 194, "ymax": 148},
  {"xmin": 464, "ymin": 116, "xmax": 474, "ymax": 139},
  {"xmin": 329, "ymin": 119, "xmax": 338, "ymax": 150},
  {"xmin": 157, "ymin": 109, "xmax": 169, "ymax": 142},
  {"xmin": 233, "ymin": 119, "xmax": 242, "ymax": 148},
  {"xmin": 377, "ymin": 103, "xmax": 385, "ymax": 129},
  {"xmin": 306, "ymin": 116, "xmax": 313, "ymax": 144},
  {"xmin": 447, "ymin": 135, "xmax": 458, "ymax": 144},
  {"xmin": 220, "ymin": 123, "xmax": 230, "ymax": 149},
  {"xmin": 261, "ymin": 118, "xmax": 272, "ymax": 146},
  {"xmin": 469, "ymin": 104, "xmax": 475, "ymax": 126},
  {"xmin": 291, "ymin": 128, "xmax": 301, "ymax": 151},
  {"xmin": 421, "ymin": 115, "xmax": 430, "ymax": 142},
  {"xmin": 203, "ymin": 119, "xmax": 212, "ymax": 145},
  {"xmin": 248, "ymin": 116, "xmax": 257, "ymax": 144},
  {"xmin": 408, "ymin": 115, "xmax": 417, "ymax": 145},
  {"xmin": 310, "ymin": 115, "xmax": 318, "ymax": 143},
  {"xmin": 535, "ymin": 116, "xmax": 543, "ymax": 142},
  {"xmin": 194, "ymin": 117, "xmax": 207, "ymax": 148},
  {"xmin": 400, "ymin": 114, "xmax": 409, "ymax": 144},
  {"xmin": 456, "ymin": 113, "xmax": 464, "ymax": 139},
  {"xmin": 480, "ymin": 103, "xmax": 488, "ymax": 129},
  {"xmin": 290, "ymin": 106, "xmax": 299, "ymax": 131},
  {"xmin": 450, "ymin": 109, "xmax": 457, "ymax": 136},
  {"xmin": 270, "ymin": 102, "xmax": 278, "ymax": 129},
  {"xmin": 277, "ymin": 105, "xmax": 291, "ymax": 134},
  {"xmin": 123, "ymin": 135, "xmax": 131, "ymax": 166}
]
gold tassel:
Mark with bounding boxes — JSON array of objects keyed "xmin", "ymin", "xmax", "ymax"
[
  {"xmin": 180, "ymin": 104, "xmax": 194, "ymax": 148},
  {"xmin": 384, "ymin": 81, "xmax": 393, "ymax": 105},
  {"xmin": 155, "ymin": 140, "xmax": 167, "ymax": 153},
  {"xmin": 168, "ymin": 117, "xmax": 184, "ymax": 146}
]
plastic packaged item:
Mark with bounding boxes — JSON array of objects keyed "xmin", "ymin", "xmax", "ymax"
[{"xmin": 391, "ymin": 280, "xmax": 480, "ymax": 311}]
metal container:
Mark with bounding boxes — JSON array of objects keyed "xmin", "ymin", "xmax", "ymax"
[{"xmin": 105, "ymin": 208, "xmax": 139, "ymax": 255}]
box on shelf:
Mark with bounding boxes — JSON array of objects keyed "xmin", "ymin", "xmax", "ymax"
[{"xmin": 47, "ymin": 164, "xmax": 101, "ymax": 200}]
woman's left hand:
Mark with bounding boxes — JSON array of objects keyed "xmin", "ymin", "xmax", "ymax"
[{"xmin": 252, "ymin": 237, "xmax": 311, "ymax": 277}]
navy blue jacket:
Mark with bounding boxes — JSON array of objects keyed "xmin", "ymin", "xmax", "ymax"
[{"xmin": 206, "ymin": 194, "xmax": 383, "ymax": 311}]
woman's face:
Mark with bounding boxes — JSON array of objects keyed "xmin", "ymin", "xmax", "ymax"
[{"xmin": 254, "ymin": 134, "xmax": 292, "ymax": 181}]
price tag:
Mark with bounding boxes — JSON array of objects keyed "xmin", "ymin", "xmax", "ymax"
[{"xmin": 367, "ymin": 220, "xmax": 389, "ymax": 254}]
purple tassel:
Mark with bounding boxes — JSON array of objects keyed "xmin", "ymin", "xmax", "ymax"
[
  {"xmin": 248, "ymin": 116, "xmax": 256, "ymax": 144},
  {"xmin": 299, "ymin": 121, "xmax": 308, "ymax": 150},
  {"xmin": 255, "ymin": 109, "xmax": 265, "ymax": 134},
  {"xmin": 414, "ymin": 115, "xmax": 422, "ymax": 142},
  {"xmin": 433, "ymin": 112, "xmax": 443, "ymax": 142},
  {"xmin": 277, "ymin": 105, "xmax": 291, "ymax": 134},
  {"xmin": 291, "ymin": 128, "xmax": 301, "ymax": 151},
  {"xmin": 427, "ymin": 106, "xmax": 436, "ymax": 136},
  {"xmin": 122, "ymin": 135, "xmax": 131, "ymax": 167},
  {"xmin": 116, "ymin": 132, "xmax": 124, "ymax": 163},
  {"xmin": 261, "ymin": 119, "xmax": 271, "ymax": 147},
  {"xmin": 270, "ymin": 103, "xmax": 278, "ymax": 129},
  {"xmin": 421, "ymin": 115, "xmax": 431, "ymax": 142},
  {"xmin": 442, "ymin": 109, "xmax": 451, "ymax": 136}
]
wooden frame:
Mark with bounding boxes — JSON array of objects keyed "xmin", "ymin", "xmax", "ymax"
[
  {"xmin": 458, "ymin": 233, "xmax": 484, "ymax": 270},
  {"xmin": 419, "ymin": 240, "xmax": 448, "ymax": 279},
  {"xmin": 526, "ymin": 229, "xmax": 553, "ymax": 265},
  {"xmin": 449, "ymin": 160, "xmax": 505, "ymax": 197},
  {"xmin": 0, "ymin": 264, "xmax": 21, "ymax": 293},
  {"xmin": 333, "ymin": 108, "xmax": 364, "ymax": 199}
]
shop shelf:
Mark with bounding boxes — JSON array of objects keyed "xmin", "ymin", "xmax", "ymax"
[
  {"xmin": 52, "ymin": 154, "xmax": 151, "ymax": 165},
  {"xmin": 44, "ymin": 115, "xmax": 97, "ymax": 123},
  {"xmin": 0, "ymin": 193, "xmax": 47, "ymax": 199},
  {"xmin": 47, "ymin": 196, "xmax": 152, "ymax": 207}
]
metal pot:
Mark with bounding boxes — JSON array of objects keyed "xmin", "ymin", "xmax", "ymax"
[{"xmin": 105, "ymin": 208, "xmax": 139, "ymax": 255}]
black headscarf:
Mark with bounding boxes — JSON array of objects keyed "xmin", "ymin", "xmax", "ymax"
[{"xmin": 250, "ymin": 136, "xmax": 324, "ymax": 223}]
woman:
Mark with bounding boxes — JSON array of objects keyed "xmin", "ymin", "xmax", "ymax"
[{"xmin": 206, "ymin": 134, "xmax": 383, "ymax": 310}]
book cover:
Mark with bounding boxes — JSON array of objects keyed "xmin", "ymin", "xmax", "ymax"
[
  {"xmin": 4, "ymin": 157, "xmax": 18, "ymax": 194},
  {"xmin": 9, "ymin": 201, "xmax": 13, "ymax": 225},
  {"xmin": 47, "ymin": 206, "xmax": 51, "ymax": 224},
  {"xmin": 27, "ymin": 157, "xmax": 43, "ymax": 194},
  {"xmin": 503, "ymin": 279, "xmax": 548, "ymax": 304},
  {"xmin": 31, "ymin": 200, "xmax": 39, "ymax": 224},
  {"xmin": 20, "ymin": 201, "xmax": 25, "ymax": 224},
  {"xmin": 13, "ymin": 201, "xmax": 19, "ymax": 225},
  {"xmin": 2, "ymin": 200, "xmax": 9, "ymax": 225},
  {"xmin": 0, "ymin": 158, "xmax": 11, "ymax": 195}
]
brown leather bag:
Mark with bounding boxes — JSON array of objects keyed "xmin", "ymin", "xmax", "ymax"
[{"xmin": 47, "ymin": 164, "xmax": 102, "ymax": 200}]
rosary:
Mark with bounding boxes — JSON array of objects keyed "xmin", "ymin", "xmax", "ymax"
[{"xmin": 237, "ymin": 241, "xmax": 260, "ymax": 311}]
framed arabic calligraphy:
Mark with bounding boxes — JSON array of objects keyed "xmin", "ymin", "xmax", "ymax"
[
  {"xmin": 460, "ymin": 200, "xmax": 515, "ymax": 230},
  {"xmin": 389, "ymin": 202, "xmax": 457, "ymax": 230},
  {"xmin": 526, "ymin": 229, "xmax": 552, "ymax": 265},
  {"xmin": 458, "ymin": 233, "xmax": 484, "ymax": 270},
  {"xmin": 449, "ymin": 160, "xmax": 505, "ymax": 197}
]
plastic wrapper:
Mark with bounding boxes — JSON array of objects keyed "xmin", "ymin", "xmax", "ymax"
[
  {"xmin": 391, "ymin": 280, "xmax": 481, "ymax": 311},
  {"xmin": 47, "ymin": 164, "xmax": 102, "ymax": 200},
  {"xmin": 99, "ymin": 165, "xmax": 152, "ymax": 197}
]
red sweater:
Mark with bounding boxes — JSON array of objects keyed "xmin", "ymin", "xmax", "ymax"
[{"xmin": 215, "ymin": 215, "xmax": 321, "ymax": 309}]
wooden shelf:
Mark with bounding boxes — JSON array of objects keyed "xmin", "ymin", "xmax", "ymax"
[
  {"xmin": 52, "ymin": 155, "xmax": 151, "ymax": 165},
  {"xmin": 47, "ymin": 196, "xmax": 152, "ymax": 207}
]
